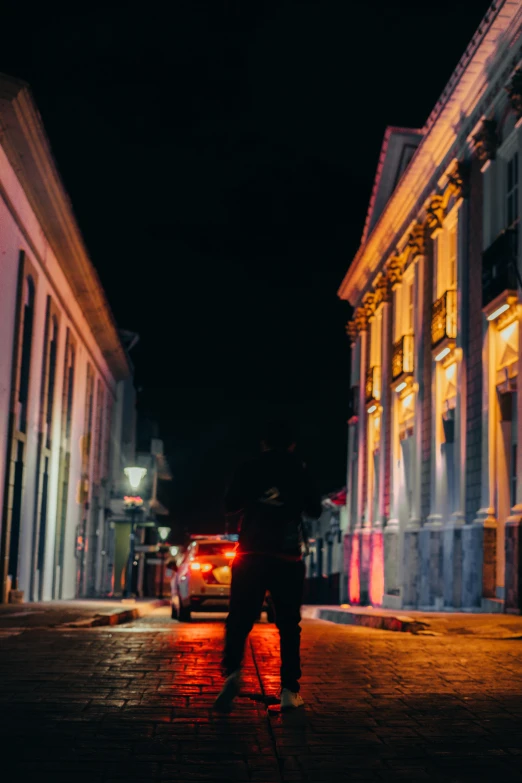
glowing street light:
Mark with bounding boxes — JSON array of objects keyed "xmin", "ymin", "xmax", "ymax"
[
  {"xmin": 158, "ymin": 526, "xmax": 171, "ymax": 541},
  {"xmin": 123, "ymin": 466, "xmax": 147, "ymax": 599},
  {"xmin": 124, "ymin": 466, "xmax": 147, "ymax": 490}
]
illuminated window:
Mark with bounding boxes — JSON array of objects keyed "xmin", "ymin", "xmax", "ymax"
[
  {"xmin": 407, "ymin": 280, "xmax": 414, "ymax": 332},
  {"xmin": 448, "ymin": 226, "xmax": 457, "ymax": 289},
  {"xmin": 393, "ymin": 274, "xmax": 414, "ymax": 341},
  {"xmin": 435, "ymin": 218, "xmax": 458, "ymax": 299},
  {"xmin": 370, "ymin": 308, "xmax": 382, "ymax": 369}
]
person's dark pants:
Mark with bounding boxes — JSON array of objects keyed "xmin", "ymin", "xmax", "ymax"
[{"xmin": 223, "ymin": 554, "xmax": 305, "ymax": 692}]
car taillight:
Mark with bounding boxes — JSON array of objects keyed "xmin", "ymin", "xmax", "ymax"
[
  {"xmin": 190, "ymin": 561, "xmax": 213, "ymax": 573},
  {"xmin": 224, "ymin": 551, "xmax": 235, "ymax": 559}
]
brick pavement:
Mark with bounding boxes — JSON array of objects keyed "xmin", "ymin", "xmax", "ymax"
[{"xmin": 1, "ymin": 609, "xmax": 522, "ymax": 781}]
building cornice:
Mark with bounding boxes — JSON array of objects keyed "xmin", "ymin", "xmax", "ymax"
[
  {"xmin": 0, "ymin": 73, "xmax": 130, "ymax": 381},
  {"xmin": 338, "ymin": 0, "xmax": 522, "ymax": 306}
]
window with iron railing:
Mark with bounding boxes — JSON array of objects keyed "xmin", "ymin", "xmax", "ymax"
[
  {"xmin": 365, "ymin": 366, "xmax": 381, "ymax": 403},
  {"xmin": 482, "ymin": 227, "xmax": 518, "ymax": 309},
  {"xmin": 392, "ymin": 334, "xmax": 414, "ymax": 381},
  {"xmin": 431, "ymin": 290, "xmax": 457, "ymax": 348}
]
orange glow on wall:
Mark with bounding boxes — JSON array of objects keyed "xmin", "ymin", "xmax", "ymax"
[
  {"xmin": 369, "ymin": 533, "xmax": 384, "ymax": 606},
  {"xmin": 349, "ymin": 534, "xmax": 360, "ymax": 604}
]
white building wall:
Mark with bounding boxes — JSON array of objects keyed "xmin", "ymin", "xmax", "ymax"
[{"xmin": 0, "ymin": 127, "xmax": 120, "ymax": 602}]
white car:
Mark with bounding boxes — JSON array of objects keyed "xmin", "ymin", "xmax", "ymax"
[{"xmin": 170, "ymin": 536, "xmax": 274, "ymax": 622}]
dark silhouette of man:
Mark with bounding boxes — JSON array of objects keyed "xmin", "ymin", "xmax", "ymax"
[{"xmin": 214, "ymin": 421, "xmax": 322, "ymax": 712}]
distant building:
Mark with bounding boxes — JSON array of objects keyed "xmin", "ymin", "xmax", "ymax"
[
  {"xmin": 107, "ymin": 434, "xmax": 172, "ymax": 598},
  {"xmin": 339, "ymin": 2, "xmax": 522, "ymax": 612},
  {"xmin": 304, "ymin": 489, "xmax": 347, "ymax": 604},
  {"xmin": 0, "ymin": 74, "xmax": 130, "ymax": 603}
]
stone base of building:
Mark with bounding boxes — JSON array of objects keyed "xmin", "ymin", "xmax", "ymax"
[
  {"xmin": 402, "ymin": 527, "xmax": 420, "ymax": 608},
  {"xmin": 418, "ymin": 526, "xmax": 444, "ymax": 609},
  {"xmin": 344, "ymin": 523, "xmax": 503, "ymax": 612},
  {"xmin": 443, "ymin": 524, "xmax": 463, "ymax": 609},
  {"xmin": 383, "ymin": 523, "xmax": 399, "ymax": 595},
  {"xmin": 344, "ymin": 529, "xmax": 383, "ymax": 606},
  {"xmin": 505, "ymin": 514, "xmax": 522, "ymax": 613},
  {"xmin": 394, "ymin": 521, "xmax": 496, "ymax": 612}
]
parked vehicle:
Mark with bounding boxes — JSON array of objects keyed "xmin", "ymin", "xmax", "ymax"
[{"xmin": 169, "ymin": 536, "xmax": 274, "ymax": 622}]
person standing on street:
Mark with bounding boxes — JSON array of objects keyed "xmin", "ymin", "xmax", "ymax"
[{"xmin": 214, "ymin": 421, "xmax": 322, "ymax": 712}]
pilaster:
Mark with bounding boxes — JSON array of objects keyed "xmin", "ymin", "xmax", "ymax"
[
  {"xmin": 504, "ymin": 121, "xmax": 522, "ymax": 612},
  {"xmin": 444, "ymin": 193, "xmax": 469, "ymax": 609},
  {"xmin": 466, "ymin": 313, "xmax": 498, "ymax": 606},
  {"xmin": 356, "ymin": 326, "xmax": 368, "ymax": 531}
]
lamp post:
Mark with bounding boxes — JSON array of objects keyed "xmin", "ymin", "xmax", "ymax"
[
  {"xmin": 123, "ymin": 467, "xmax": 147, "ymax": 599},
  {"xmin": 157, "ymin": 526, "xmax": 171, "ymax": 599}
]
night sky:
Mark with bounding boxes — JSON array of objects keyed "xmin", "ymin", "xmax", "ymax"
[{"xmin": 1, "ymin": 1, "xmax": 492, "ymax": 535}]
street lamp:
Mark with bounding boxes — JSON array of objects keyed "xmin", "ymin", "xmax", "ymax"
[
  {"xmin": 158, "ymin": 526, "xmax": 171, "ymax": 541},
  {"xmin": 123, "ymin": 467, "xmax": 147, "ymax": 598},
  {"xmin": 124, "ymin": 466, "xmax": 147, "ymax": 491},
  {"xmin": 157, "ymin": 526, "xmax": 171, "ymax": 599}
]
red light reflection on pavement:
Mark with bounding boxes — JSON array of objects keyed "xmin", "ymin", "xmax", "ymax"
[{"xmin": 349, "ymin": 534, "xmax": 360, "ymax": 604}]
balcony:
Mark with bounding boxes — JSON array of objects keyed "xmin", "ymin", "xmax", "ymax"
[
  {"xmin": 431, "ymin": 290, "xmax": 457, "ymax": 349},
  {"xmin": 392, "ymin": 334, "xmax": 414, "ymax": 382},
  {"xmin": 482, "ymin": 227, "xmax": 518, "ymax": 309},
  {"xmin": 365, "ymin": 366, "xmax": 381, "ymax": 404}
]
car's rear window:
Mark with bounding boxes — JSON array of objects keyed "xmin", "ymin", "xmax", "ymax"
[{"xmin": 197, "ymin": 543, "xmax": 235, "ymax": 556}]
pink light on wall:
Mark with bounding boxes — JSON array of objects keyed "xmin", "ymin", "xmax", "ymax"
[
  {"xmin": 349, "ymin": 534, "xmax": 360, "ymax": 604},
  {"xmin": 369, "ymin": 532, "xmax": 384, "ymax": 606}
]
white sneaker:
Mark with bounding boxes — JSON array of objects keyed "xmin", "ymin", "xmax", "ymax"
[
  {"xmin": 213, "ymin": 671, "xmax": 242, "ymax": 712},
  {"xmin": 280, "ymin": 688, "xmax": 304, "ymax": 710}
]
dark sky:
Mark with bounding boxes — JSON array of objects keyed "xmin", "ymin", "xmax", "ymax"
[{"xmin": 1, "ymin": 0, "xmax": 492, "ymax": 534}]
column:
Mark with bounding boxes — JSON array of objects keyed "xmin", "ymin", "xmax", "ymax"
[
  {"xmin": 505, "ymin": 312, "xmax": 522, "ymax": 610},
  {"xmin": 403, "ymin": 254, "xmax": 425, "ymax": 607},
  {"xmin": 372, "ymin": 298, "xmax": 390, "ymax": 605},
  {"xmin": 356, "ymin": 327, "xmax": 368, "ymax": 531},
  {"xmin": 443, "ymin": 198, "xmax": 468, "ymax": 608},
  {"xmin": 344, "ymin": 331, "xmax": 358, "ymax": 605},
  {"xmin": 464, "ymin": 316, "xmax": 497, "ymax": 607},
  {"xmin": 377, "ymin": 299, "xmax": 391, "ymax": 526},
  {"xmin": 464, "ymin": 153, "xmax": 498, "ymax": 608},
  {"xmin": 504, "ymin": 123, "xmax": 522, "ymax": 610},
  {"xmin": 357, "ymin": 325, "xmax": 369, "ymax": 603}
]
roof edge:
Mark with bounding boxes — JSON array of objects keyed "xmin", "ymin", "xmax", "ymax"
[{"xmin": 0, "ymin": 72, "xmax": 131, "ymax": 382}]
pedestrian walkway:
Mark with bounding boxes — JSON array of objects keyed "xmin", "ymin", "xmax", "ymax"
[
  {"xmin": 0, "ymin": 598, "xmax": 168, "ymax": 631},
  {"xmin": 302, "ymin": 604, "xmax": 522, "ymax": 638}
]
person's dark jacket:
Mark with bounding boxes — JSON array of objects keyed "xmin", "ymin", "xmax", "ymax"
[{"xmin": 224, "ymin": 449, "xmax": 322, "ymax": 557}]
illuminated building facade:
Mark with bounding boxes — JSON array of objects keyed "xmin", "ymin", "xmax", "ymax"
[
  {"xmin": 0, "ymin": 74, "xmax": 130, "ymax": 603},
  {"xmin": 339, "ymin": 1, "xmax": 522, "ymax": 611}
]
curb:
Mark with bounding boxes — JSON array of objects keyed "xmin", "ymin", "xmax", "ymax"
[
  {"xmin": 302, "ymin": 606, "xmax": 430, "ymax": 634},
  {"xmin": 59, "ymin": 599, "xmax": 170, "ymax": 629}
]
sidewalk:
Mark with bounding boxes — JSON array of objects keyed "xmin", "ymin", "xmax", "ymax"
[
  {"xmin": 302, "ymin": 604, "xmax": 522, "ymax": 638},
  {"xmin": 0, "ymin": 597, "xmax": 169, "ymax": 631}
]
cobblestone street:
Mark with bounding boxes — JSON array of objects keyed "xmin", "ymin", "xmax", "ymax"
[{"xmin": 2, "ymin": 608, "xmax": 522, "ymax": 782}]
